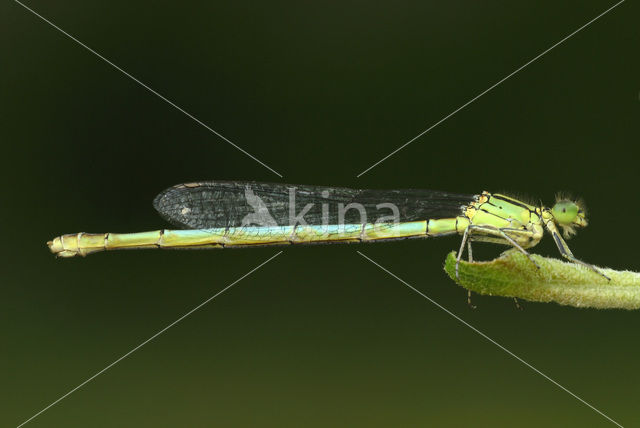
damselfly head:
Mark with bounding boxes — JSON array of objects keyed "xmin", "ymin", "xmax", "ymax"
[{"xmin": 551, "ymin": 197, "xmax": 587, "ymax": 238}]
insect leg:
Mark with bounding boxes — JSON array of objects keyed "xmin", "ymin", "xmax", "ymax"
[{"xmin": 549, "ymin": 229, "xmax": 610, "ymax": 280}]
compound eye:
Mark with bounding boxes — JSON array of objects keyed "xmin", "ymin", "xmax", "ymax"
[{"xmin": 552, "ymin": 201, "xmax": 579, "ymax": 225}]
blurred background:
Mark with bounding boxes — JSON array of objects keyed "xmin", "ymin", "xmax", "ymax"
[{"xmin": 1, "ymin": 1, "xmax": 638, "ymax": 426}]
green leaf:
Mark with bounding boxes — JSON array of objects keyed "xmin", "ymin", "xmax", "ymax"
[{"xmin": 444, "ymin": 249, "xmax": 640, "ymax": 310}]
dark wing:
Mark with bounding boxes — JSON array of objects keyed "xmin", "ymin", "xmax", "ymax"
[{"xmin": 153, "ymin": 181, "xmax": 477, "ymax": 229}]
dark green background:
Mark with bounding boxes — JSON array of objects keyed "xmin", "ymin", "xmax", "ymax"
[{"xmin": 2, "ymin": 1, "xmax": 639, "ymax": 426}]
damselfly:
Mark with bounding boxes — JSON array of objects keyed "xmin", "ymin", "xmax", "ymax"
[{"xmin": 47, "ymin": 181, "xmax": 607, "ymax": 279}]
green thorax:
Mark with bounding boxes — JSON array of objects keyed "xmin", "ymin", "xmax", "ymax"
[{"xmin": 466, "ymin": 192, "xmax": 544, "ymax": 248}]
